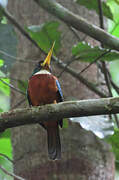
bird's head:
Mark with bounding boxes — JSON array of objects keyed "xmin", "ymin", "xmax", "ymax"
[{"xmin": 33, "ymin": 42, "xmax": 55, "ymax": 75}]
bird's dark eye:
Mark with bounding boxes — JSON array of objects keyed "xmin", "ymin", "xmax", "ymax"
[{"xmin": 38, "ymin": 61, "xmax": 43, "ymax": 67}]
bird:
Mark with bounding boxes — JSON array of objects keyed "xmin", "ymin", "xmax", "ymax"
[{"xmin": 27, "ymin": 42, "xmax": 63, "ymax": 160}]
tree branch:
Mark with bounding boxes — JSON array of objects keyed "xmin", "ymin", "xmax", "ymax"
[
  {"xmin": 0, "ymin": 3, "xmax": 113, "ymax": 98},
  {"xmin": 0, "ymin": 50, "xmax": 35, "ymax": 63},
  {"xmin": 0, "ymin": 4, "xmax": 110, "ymax": 97},
  {"xmin": 78, "ymin": 49, "xmax": 111, "ymax": 75},
  {"xmin": 0, "ymin": 165, "xmax": 25, "ymax": 180},
  {"xmin": 0, "ymin": 97, "xmax": 119, "ymax": 132},
  {"xmin": 54, "ymin": 57, "xmax": 107, "ymax": 97},
  {"xmin": 0, "ymin": 153, "xmax": 13, "ymax": 163},
  {"xmin": 34, "ymin": 0, "xmax": 119, "ymax": 51},
  {"xmin": 2, "ymin": 7, "xmax": 42, "ymax": 53},
  {"xmin": 0, "ymin": 79, "xmax": 26, "ymax": 95}
]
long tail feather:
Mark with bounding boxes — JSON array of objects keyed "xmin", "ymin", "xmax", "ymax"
[{"xmin": 47, "ymin": 126, "xmax": 61, "ymax": 160}]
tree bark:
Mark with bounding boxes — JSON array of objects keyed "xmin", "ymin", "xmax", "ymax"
[
  {"xmin": 34, "ymin": 0, "xmax": 119, "ymax": 51},
  {"xmin": 8, "ymin": 0, "xmax": 115, "ymax": 179},
  {"xmin": 1, "ymin": 97, "xmax": 119, "ymax": 132}
]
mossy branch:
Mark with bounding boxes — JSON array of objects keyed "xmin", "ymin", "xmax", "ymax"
[
  {"xmin": 0, "ymin": 97, "xmax": 119, "ymax": 132},
  {"xmin": 34, "ymin": 0, "xmax": 119, "ymax": 51}
]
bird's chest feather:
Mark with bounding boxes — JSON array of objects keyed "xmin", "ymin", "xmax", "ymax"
[{"xmin": 28, "ymin": 74, "xmax": 58, "ymax": 105}]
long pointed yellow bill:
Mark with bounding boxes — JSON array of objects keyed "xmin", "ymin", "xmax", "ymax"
[{"xmin": 41, "ymin": 42, "xmax": 55, "ymax": 67}]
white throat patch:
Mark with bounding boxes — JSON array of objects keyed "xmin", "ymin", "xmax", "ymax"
[{"xmin": 34, "ymin": 69, "xmax": 51, "ymax": 75}]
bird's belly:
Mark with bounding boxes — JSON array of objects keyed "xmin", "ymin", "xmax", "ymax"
[{"xmin": 28, "ymin": 74, "xmax": 58, "ymax": 106}]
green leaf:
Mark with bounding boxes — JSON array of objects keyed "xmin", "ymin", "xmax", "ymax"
[
  {"xmin": 0, "ymin": 93, "xmax": 10, "ymax": 111},
  {"xmin": 0, "ymin": 130, "xmax": 12, "ymax": 158},
  {"xmin": 0, "ymin": 132, "xmax": 13, "ymax": 180},
  {"xmin": 114, "ymin": 0, "xmax": 119, "ymax": 5},
  {"xmin": 110, "ymin": 60, "xmax": 119, "ymax": 84},
  {"xmin": 0, "ymin": 138, "xmax": 12, "ymax": 159},
  {"xmin": 18, "ymin": 80, "xmax": 28, "ymax": 93},
  {"xmin": 107, "ymin": 0, "xmax": 119, "ymax": 23},
  {"xmin": 0, "ymin": 59, "xmax": 4, "ymax": 67},
  {"xmin": 0, "ymin": 108, "xmax": 3, "ymax": 112},
  {"xmin": 0, "ymin": 162, "xmax": 13, "ymax": 180},
  {"xmin": 1, "ymin": 16, "xmax": 7, "ymax": 24},
  {"xmin": 0, "ymin": 23, "xmax": 17, "ymax": 72},
  {"xmin": 63, "ymin": 119, "xmax": 69, "ymax": 128},
  {"xmin": 106, "ymin": 129, "xmax": 119, "ymax": 168},
  {"xmin": 0, "ymin": 70, "xmax": 10, "ymax": 110},
  {"xmin": 111, "ymin": 23, "xmax": 119, "ymax": 38},
  {"xmin": 72, "ymin": 42, "xmax": 119, "ymax": 62},
  {"xmin": 0, "ymin": 7, "xmax": 4, "ymax": 23},
  {"xmin": 26, "ymin": 21, "xmax": 61, "ymax": 55},
  {"xmin": 76, "ymin": 0, "xmax": 113, "ymax": 20},
  {"xmin": 0, "ymin": 129, "xmax": 11, "ymax": 138},
  {"xmin": 0, "ymin": 70, "xmax": 10, "ymax": 96},
  {"xmin": 0, "ymin": 77, "xmax": 10, "ymax": 96}
]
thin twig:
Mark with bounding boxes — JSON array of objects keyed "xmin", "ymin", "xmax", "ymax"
[
  {"xmin": 110, "ymin": 21, "xmax": 119, "ymax": 34},
  {"xmin": 97, "ymin": 0, "xmax": 119, "ymax": 127},
  {"xmin": 97, "ymin": 63, "xmax": 119, "ymax": 95},
  {"xmin": 0, "ymin": 50, "xmax": 36, "ymax": 63},
  {"xmin": 113, "ymin": 114, "xmax": 119, "ymax": 128},
  {"xmin": 97, "ymin": 0, "xmax": 112, "ymax": 95},
  {"xmin": 97, "ymin": 0, "xmax": 104, "ymax": 29},
  {"xmin": 97, "ymin": 63, "xmax": 119, "ymax": 127},
  {"xmin": 58, "ymin": 49, "xmax": 111, "ymax": 78},
  {"xmin": 0, "ymin": 79, "xmax": 26, "ymax": 95},
  {"xmin": 0, "ymin": 165, "xmax": 25, "ymax": 180},
  {"xmin": 1, "ymin": 6, "xmax": 43, "ymax": 53},
  {"xmin": 78, "ymin": 49, "xmax": 111, "ymax": 75},
  {"xmin": 11, "ymin": 98, "xmax": 26, "ymax": 110},
  {"xmin": 69, "ymin": 26, "xmax": 81, "ymax": 41},
  {"xmin": 57, "ymin": 56, "xmax": 75, "ymax": 78},
  {"xmin": 98, "ymin": 0, "xmax": 112, "ymax": 119},
  {"xmin": 33, "ymin": 0, "xmax": 119, "ymax": 51},
  {"xmin": 0, "ymin": 153, "xmax": 13, "ymax": 163},
  {"xmin": 109, "ymin": 77, "xmax": 119, "ymax": 94},
  {"xmin": 0, "ymin": 76, "xmax": 25, "ymax": 82},
  {"xmin": 58, "ymin": 26, "xmax": 88, "ymax": 78},
  {"xmin": 69, "ymin": 26, "xmax": 87, "ymax": 42},
  {"xmin": 0, "ymin": 4, "xmax": 107, "ymax": 97},
  {"xmin": 54, "ymin": 57, "xmax": 107, "ymax": 97},
  {"xmin": 101, "ymin": 62, "xmax": 112, "ymax": 96}
]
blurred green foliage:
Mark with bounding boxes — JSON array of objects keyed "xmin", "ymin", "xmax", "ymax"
[
  {"xmin": 106, "ymin": 129, "xmax": 119, "ymax": 169},
  {"xmin": 0, "ymin": 0, "xmax": 119, "ymax": 179},
  {"xmin": 107, "ymin": 0, "xmax": 119, "ymax": 171},
  {"xmin": 72, "ymin": 42, "xmax": 119, "ymax": 62},
  {"xmin": 76, "ymin": 0, "xmax": 113, "ymax": 20},
  {"xmin": 0, "ymin": 23, "xmax": 17, "ymax": 72},
  {"xmin": 17, "ymin": 80, "xmax": 28, "ymax": 94},
  {"xmin": 0, "ymin": 26, "xmax": 13, "ymax": 179},
  {"xmin": 26, "ymin": 21, "xmax": 61, "ymax": 55}
]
